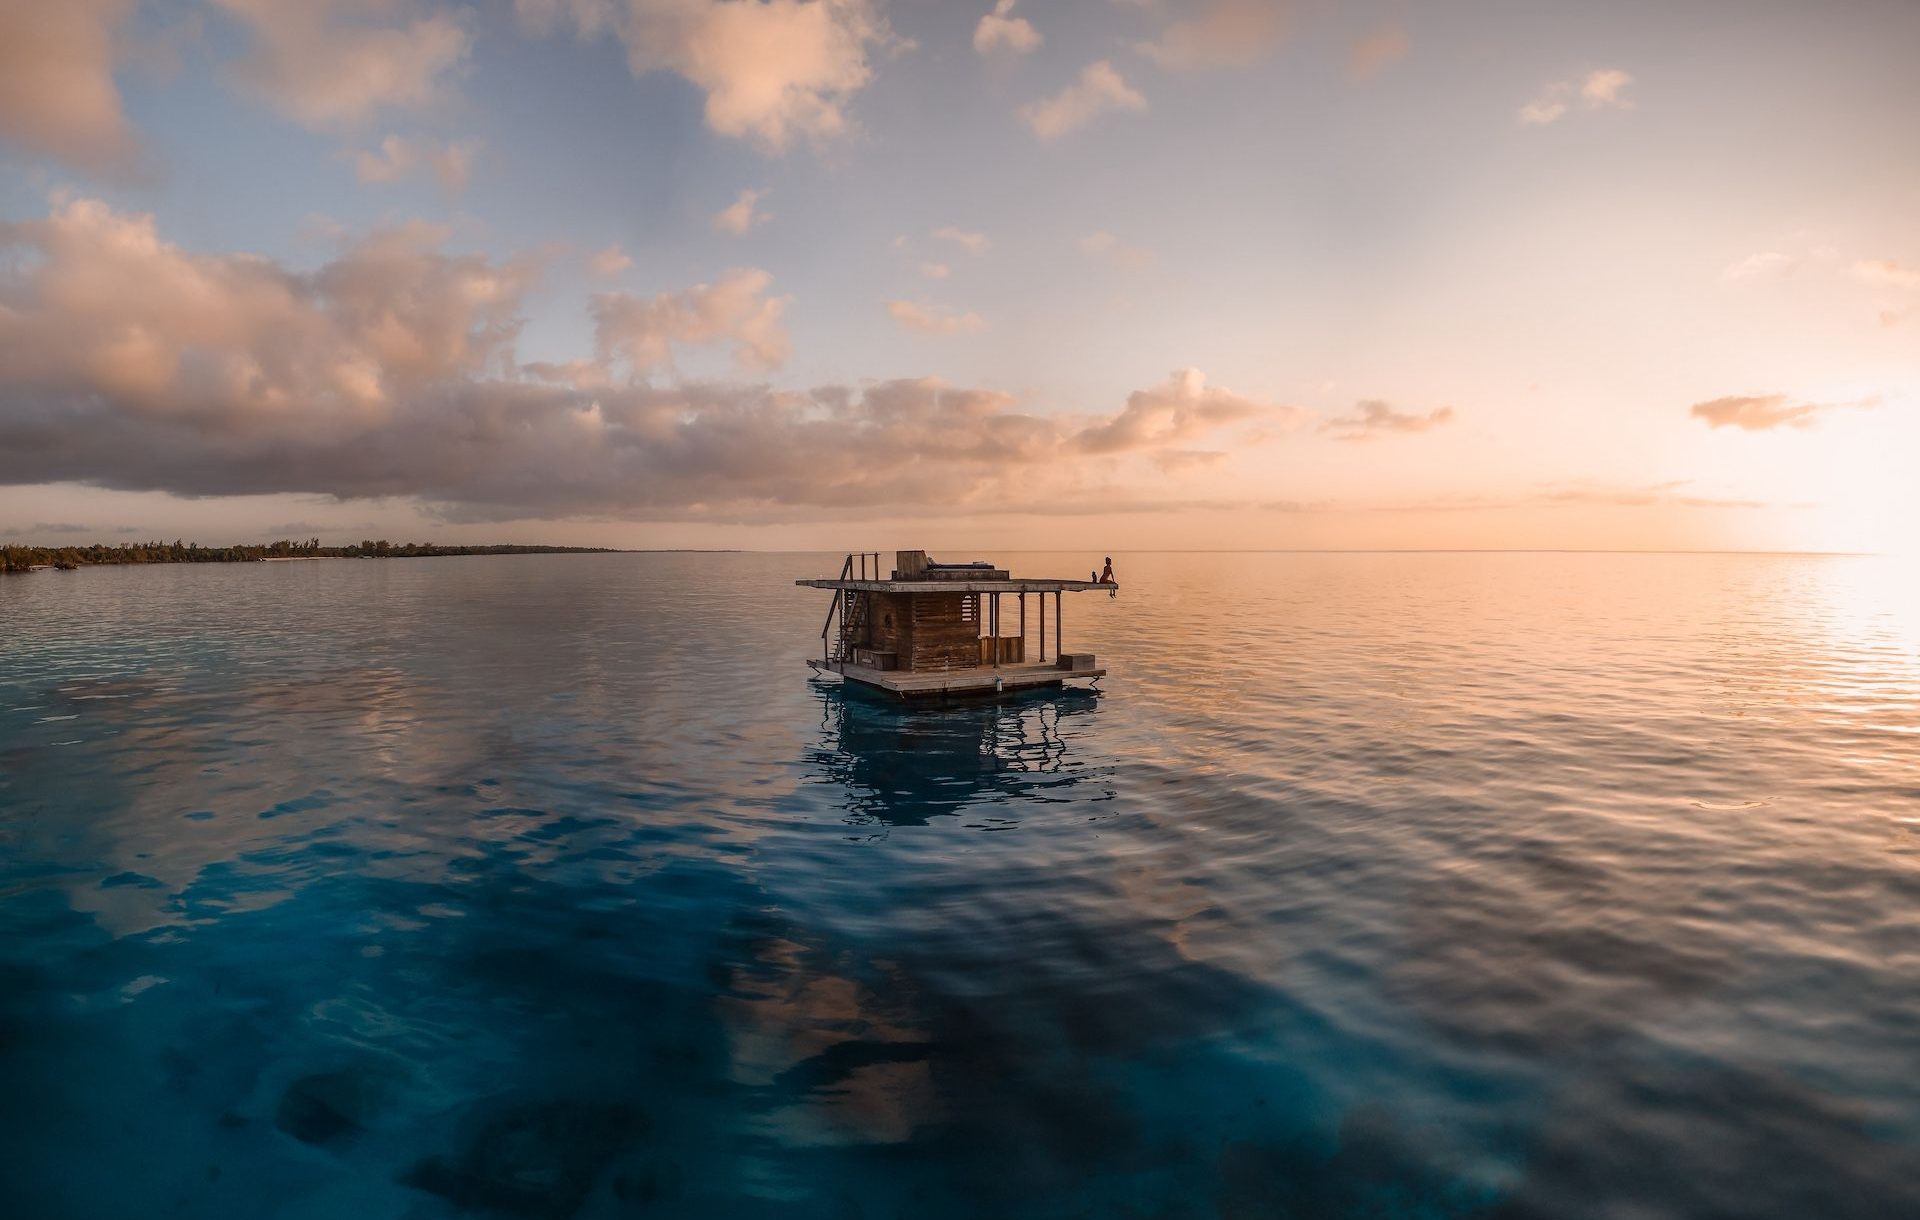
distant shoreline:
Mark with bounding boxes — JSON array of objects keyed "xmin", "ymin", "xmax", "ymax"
[{"xmin": 0, "ymin": 542, "xmax": 740, "ymax": 573}]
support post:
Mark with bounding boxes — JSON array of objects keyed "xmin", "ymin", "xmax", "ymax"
[
  {"xmin": 991, "ymin": 592, "xmax": 999, "ymax": 667},
  {"xmin": 1019, "ymin": 593, "xmax": 1026, "ymax": 662},
  {"xmin": 1039, "ymin": 591, "xmax": 1046, "ymax": 662},
  {"xmin": 1056, "ymin": 591, "xmax": 1063, "ymax": 658}
]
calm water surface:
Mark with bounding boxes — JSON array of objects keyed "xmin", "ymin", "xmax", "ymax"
[{"xmin": 2, "ymin": 552, "xmax": 1918, "ymax": 1219}]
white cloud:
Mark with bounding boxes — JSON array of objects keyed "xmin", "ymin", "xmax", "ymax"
[
  {"xmin": 351, "ymin": 134, "xmax": 480, "ymax": 196},
  {"xmin": 1581, "ymin": 68, "xmax": 1633, "ymax": 107},
  {"xmin": 1519, "ymin": 67, "xmax": 1634, "ymax": 126},
  {"xmin": 594, "ymin": 269, "xmax": 791, "ymax": 373},
  {"xmin": 712, "ymin": 187, "xmax": 770, "ymax": 235},
  {"xmin": 1322, "ymin": 399, "xmax": 1455, "ymax": 440},
  {"xmin": 1076, "ymin": 368, "xmax": 1303, "ymax": 453},
  {"xmin": 886, "ymin": 300, "xmax": 986, "ymax": 335},
  {"xmin": 428, "ymin": 140, "xmax": 479, "ymax": 194},
  {"xmin": 919, "ymin": 262, "xmax": 950, "ymax": 280},
  {"xmin": 0, "ymin": 0, "xmax": 140, "ymax": 176},
  {"xmin": 1689, "ymin": 393, "xmax": 1880, "ymax": 432},
  {"xmin": 1020, "ymin": 61, "xmax": 1146, "ymax": 140},
  {"xmin": 931, "ymin": 226, "xmax": 990, "ymax": 255},
  {"xmin": 517, "ymin": 0, "xmax": 897, "ymax": 150},
  {"xmin": 1721, "ymin": 251, "xmax": 1795, "ymax": 282},
  {"xmin": 352, "ymin": 134, "xmax": 417, "ymax": 182},
  {"xmin": 1078, "ymin": 230, "xmax": 1152, "ymax": 270},
  {"xmin": 974, "ymin": 0, "xmax": 1040, "ymax": 56},
  {"xmin": 1136, "ymin": 0, "xmax": 1288, "ymax": 72},
  {"xmin": 0, "ymin": 197, "xmax": 532, "ymax": 427},
  {"xmin": 589, "ymin": 243, "xmax": 632, "ymax": 278},
  {"xmin": 1518, "ymin": 97, "xmax": 1568, "ymax": 126},
  {"xmin": 1852, "ymin": 259, "xmax": 1920, "ymax": 290},
  {"xmin": 212, "ymin": 0, "xmax": 473, "ymax": 128}
]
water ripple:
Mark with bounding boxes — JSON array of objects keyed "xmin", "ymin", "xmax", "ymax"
[{"xmin": 2, "ymin": 551, "xmax": 1918, "ymax": 1218}]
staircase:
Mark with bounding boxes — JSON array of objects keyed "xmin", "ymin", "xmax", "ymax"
[{"xmin": 818, "ymin": 551, "xmax": 881, "ymax": 664}]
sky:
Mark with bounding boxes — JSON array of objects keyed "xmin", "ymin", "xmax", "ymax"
[{"xmin": 0, "ymin": 0, "xmax": 1916, "ymax": 553}]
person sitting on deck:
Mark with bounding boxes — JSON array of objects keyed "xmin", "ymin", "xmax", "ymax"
[{"xmin": 1099, "ymin": 557, "xmax": 1115, "ymax": 584}]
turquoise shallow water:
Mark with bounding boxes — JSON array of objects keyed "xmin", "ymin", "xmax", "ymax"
[{"xmin": 2, "ymin": 551, "xmax": 1918, "ymax": 1219}]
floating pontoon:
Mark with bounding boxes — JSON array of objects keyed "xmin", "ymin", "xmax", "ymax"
[{"xmin": 800, "ymin": 549, "xmax": 1116, "ymax": 701}]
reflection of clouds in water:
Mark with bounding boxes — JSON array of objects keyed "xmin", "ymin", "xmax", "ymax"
[
  {"xmin": 803, "ymin": 683, "xmax": 1112, "ymax": 828},
  {"xmin": 7, "ymin": 553, "xmax": 1920, "ymax": 1217}
]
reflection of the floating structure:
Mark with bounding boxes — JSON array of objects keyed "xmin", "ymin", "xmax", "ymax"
[{"xmin": 806, "ymin": 681, "xmax": 1107, "ymax": 826}]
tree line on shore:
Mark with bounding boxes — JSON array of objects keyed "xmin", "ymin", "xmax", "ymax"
[{"xmin": 0, "ymin": 539, "xmax": 619, "ymax": 572}]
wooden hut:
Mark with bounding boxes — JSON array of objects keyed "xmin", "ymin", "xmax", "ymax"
[{"xmin": 799, "ymin": 550, "xmax": 1115, "ymax": 700}]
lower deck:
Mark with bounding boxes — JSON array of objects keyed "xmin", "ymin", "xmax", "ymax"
[{"xmin": 809, "ymin": 659, "xmax": 1106, "ymax": 700}]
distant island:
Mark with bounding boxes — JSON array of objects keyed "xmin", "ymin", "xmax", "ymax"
[{"xmin": 0, "ymin": 539, "xmax": 624, "ymax": 572}]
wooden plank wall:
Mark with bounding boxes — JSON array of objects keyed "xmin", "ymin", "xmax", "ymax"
[
  {"xmin": 865, "ymin": 592, "xmax": 907, "ymax": 653},
  {"xmin": 905, "ymin": 592, "xmax": 981, "ymax": 671},
  {"xmin": 978, "ymin": 636, "xmax": 1026, "ymax": 665}
]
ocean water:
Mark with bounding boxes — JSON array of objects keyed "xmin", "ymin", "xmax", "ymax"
[{"xmin": 2, "ymin": 551, "xmax": 1917, "ymax": 1219}]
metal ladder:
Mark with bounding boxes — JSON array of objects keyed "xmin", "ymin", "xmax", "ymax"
[{"xmin": 818, "ymin": 551, "xmax": 881, "ymax": 663}]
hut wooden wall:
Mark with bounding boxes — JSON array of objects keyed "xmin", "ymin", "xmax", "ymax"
[
  {"xmin": 904, "ymin": 592, "xmax": 980, "ymax": 672},
  {"xmin": 865, "ymin": 593, "xmax": 908, "ymax": 653}
]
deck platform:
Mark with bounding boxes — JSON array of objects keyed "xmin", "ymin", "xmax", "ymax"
[
  {"xmin": 797, "ymin": 578, "xmax": 1112, "ymax": 594},
  {"xmin": 810, "ymin": 659, "xmax": 1106, "ymax": 700}
]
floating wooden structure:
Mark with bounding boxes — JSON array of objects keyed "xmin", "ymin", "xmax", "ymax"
[{"xmin": 800, "ymin": 550, "xmax": 1116, "ymax": 701}]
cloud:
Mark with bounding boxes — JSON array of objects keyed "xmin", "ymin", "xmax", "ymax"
[
  {"xmin": 0, "ymin": 0, "xmax": 141, "ymax": 176},
  {"xmin": 1517, "ymin": 97, "xmax": 1568, "ymax": 126},
  {"xmin": 589, "ymin": 243, "xmax": 632, "ymax": 278},
  {"xmin": 886, "ymin": 300, "xmax": 985, "ymax": 335},
  {"xmin": 1075, "ymin": 368, "xmax": 1304, "ymax": 453},
  {"xmin": 1346, "ymin": 22, "xmax": 1409, "ymax": 81},
  {"xmin": 918, "ymin": 262, "xmax": 950, "ymax": 279},
  {"xmin": 1520, "ymin": 68, "xmax": 1633, "ymax": 126},
  {"xmin": 1078, "ymin": 230, "xmax": 1152, "ymax": 270},
  {"xmin": 593, "ymin": 269, "xmax": 791, "ymax": 372},
  {"xmin": 1721, "ymin": 251, "xmax": 1795, "ymax": 282},
  {"xmin": 974, "ymin": 1, "xmax": 1040, "ymax": 55},
  {"xmin": 1851, "ymin": 259, "xmax": 1920, "ymax": 290},
  {"xmin": 1323, "ymin": 399, "xmax": 1454, "ymax": 440},
  {"xmin": 212, "ymin": 0, "xmax": 473, "ymax": 128},
  {"xmin": 1360, "ymin": 482, "xmax": 1779, "ymax": 514},
  {"xmin": 18, "ymin": 521, "xmax": 98, "ymax": 536},
  {"xmin": 931, "ymin": 226, "xmax": 990, "ymax": 255},
  {"xmin": 1150, "ymin": 449, "xmax": 1226, "ymax": 474},
  {"xmin": 0, "ymin": 200, "xmax": 540, "ymax": 424},
  {"xmin": 350, "ymin": 134, "xmax": 480, "ymax": 195},
  {"xmin": 1136, "ymin": 0, "xmax": 1288, "ymax": 71},
  {"xmin": 1021, "ymin": 61, "xmax": 1146, "ymax": 140},
  {"xmin": 516, "ymin": 0, "xmax": 897, "ymax": 150},
  {"xmin": 1580, "ymin": 68, "xmax": 1632, "ymax": 107},
  {"xmin": 1687, "ymin": 393, "xmax": 1876, "ymax": 432},
  {"xmin": 711, "ymin": 187, "xmax": 770, "ymax": 235},
  {"xmin": 0, "ymin": 199, "xmax": 1292, "ymax": 522},
  {"xmin": 428, "ymin": 140, "xmax": 479, "ymax": 194},
  {"xmin": 0, "ymin": 196, "xmax": 1297, "ymax": 518}
]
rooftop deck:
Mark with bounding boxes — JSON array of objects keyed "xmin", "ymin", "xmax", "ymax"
[{"xmin": 796, "ymin": 577, "xmax": 1114, "ymax": 594}]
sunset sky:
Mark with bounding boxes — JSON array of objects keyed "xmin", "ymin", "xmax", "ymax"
[{"xmin": 1, "ymin": 0, "xmax": 1916, "ymax": 552}]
